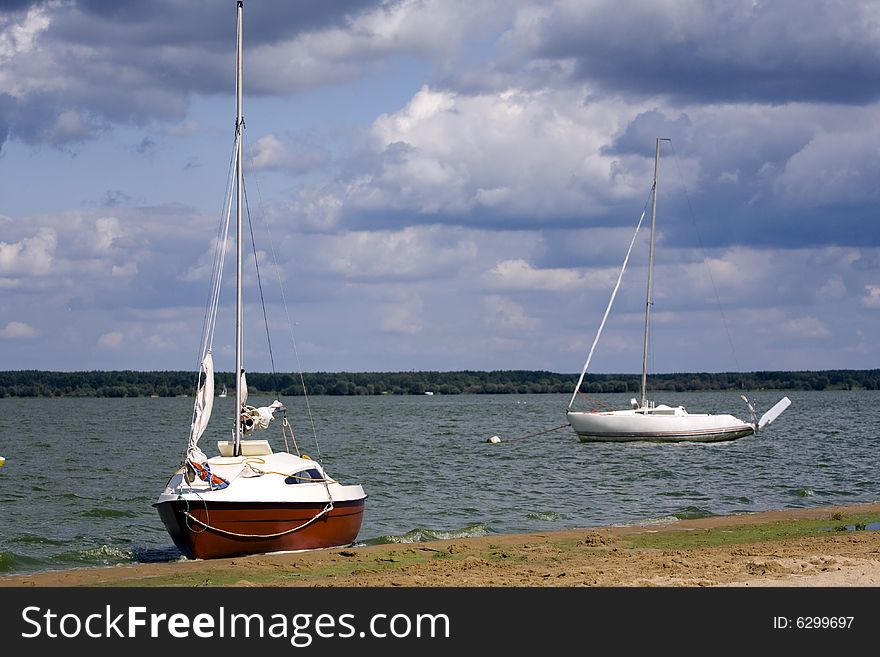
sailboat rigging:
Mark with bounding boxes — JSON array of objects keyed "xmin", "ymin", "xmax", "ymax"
[
  {"xmin": 565, "ymin": 138, "xmax": 790, "ymax": 443},
  {"xmin": 154, "ymin": 1, "xmax": 366, "ymax": 559}
]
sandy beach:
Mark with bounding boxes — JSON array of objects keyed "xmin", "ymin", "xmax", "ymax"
[{"xmin": 2, "ymin": 502, "xmax": 879, "ymax": 588}]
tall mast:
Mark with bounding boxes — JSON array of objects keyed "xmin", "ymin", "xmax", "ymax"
[
  {"xmin": 233, "ymin": 0, "xmax": 244, "ymax": 456},
  {"xmin": 640, "ymin": 138, "xmax": 668, "ymax": 407}
]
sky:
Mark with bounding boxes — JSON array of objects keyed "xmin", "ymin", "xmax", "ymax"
[{"xmin": 1, "ymin": 0, "xmax": 879, "ymax": 375}]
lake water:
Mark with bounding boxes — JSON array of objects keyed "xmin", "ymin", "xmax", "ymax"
[{"xmin": 0, "ymin": 390, "xmax": 877, "ymax": 576}]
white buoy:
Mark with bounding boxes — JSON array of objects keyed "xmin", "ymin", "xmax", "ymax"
[{"xmin": 486, "ymin": 435, "xmax": 502, "ymax": 444}]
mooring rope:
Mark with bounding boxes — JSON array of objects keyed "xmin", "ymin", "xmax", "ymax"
[
  {"xmin": 183, "ymin": 502, "xmax": 333, "ymax": 539},
  {"xmin": 576, "ymin": 391, "xmax": 617, "ymax": 411},
  {"xmin": 493, "ymin": 423, "xmax": 571, "ymax": 443}
]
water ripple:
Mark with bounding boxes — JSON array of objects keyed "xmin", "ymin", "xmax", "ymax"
[{"xmin": 1, "ymin": 391, "xmax": 878, "ymax": 575}]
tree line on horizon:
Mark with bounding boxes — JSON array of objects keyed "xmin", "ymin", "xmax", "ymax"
[{"xmin": 0, "ymin": 369, "xmax": 877, "ymax": 398}]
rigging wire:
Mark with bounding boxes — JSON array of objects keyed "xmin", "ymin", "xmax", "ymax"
[
  {"xmin": 242, "ymin": 177, "xmax": 280, "ymax": 396},
  {"xmin": 568, "ymin": 189, "xmax": 654, "ymax": 410},
  {"xmin": 189, "ymin": 132, "xmax": 239, "ymax": 426},
  {"xmin": 243, "ymin": 133, "xmax": 326, "ymax": 468},
  {"xmin": 199, "ymin": 132, "xmax": 240, "ymax": 367}
]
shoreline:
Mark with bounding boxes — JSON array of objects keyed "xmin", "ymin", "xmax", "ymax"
[{"xmin": 3, "ymin": 501, "xmax": 880, "ymax": 587}]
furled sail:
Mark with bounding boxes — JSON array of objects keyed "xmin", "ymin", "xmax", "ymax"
[
  {"xmin": 186, "ymin": 351, "xmax": 215, "ymax": 456},
  {"xmin": 239, "ymin": 368, "xmax": 248, "ymax": 406},
  {"xmin": 184, "ymin": 352, "xmax": 226, "ymax": 489}
]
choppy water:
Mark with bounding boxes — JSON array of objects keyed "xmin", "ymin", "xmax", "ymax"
[{"xmin": 0, "ymin": 390, "xmax": 877, "ymax": 576}]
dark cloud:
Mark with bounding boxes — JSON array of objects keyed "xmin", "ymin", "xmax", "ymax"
[
  {"xmin": 525, "ymin": 0, "xmax": 880, "ymax": 105},
  {"xmin": 0, "ymin": 0, "xmax": 382, "ymax": 151},
  {"xmin": 602, "ymin": 111, "xmax": 692, "ymax": 157},
  {"xmin": 0, "ymin": 0, "xmax": 41, "ymax": 10},
  {"xmin": 67, "ymin": 0, "xmax": 377, "ymax": 48},
  {"xmin": 0, "ymin": 95, "xmax": 11, "ymax": 154},
  {"xmin": 99, "ymin": 190, "xmax": 134, "ymax": 207},
  {"xmin": 133, "ymin": 136, "xmax": 156, "ymax": 156}
]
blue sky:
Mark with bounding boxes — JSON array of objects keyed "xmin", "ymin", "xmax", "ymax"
[{"xmin": 1, "ymin": 0, "xmax": 879, "ymax": 374}]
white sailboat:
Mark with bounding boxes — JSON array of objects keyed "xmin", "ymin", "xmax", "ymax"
[
  {"xmin": 566, "ymin": 138, "xmax": 790, "ymax": 443},
  {"xmin": 154, "ymin": 1, "xmax": 366, "ymax": 560}
]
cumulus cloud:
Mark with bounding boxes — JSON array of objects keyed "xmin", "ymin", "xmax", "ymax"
[
  {"xmin": 0, "ymin": 320, "xmax": 37, "ymax": 338},
  {"xmin": 378, "ymin": 299, "xmax": 424, "ymax": 335},
  {"xmin": 816, "ymin": 275, "xmax": 846, "ymax": 302},
  {"xmin": 0, "ymin": 227, "xmax": 56, "ymax": 277},
  {"xmin": 483, "ymin": 295, "xmax": 540, "ymax": 331},
  {"xmin": 246, "ymin": 133, "xmax": 330, "ymax": 174},
  {"xmin": 782, "ymin": 316, "xmax": 831, "ymax": 339},
  {"xmin": 97, "ymin": 331, "xmax": 123, "ymax": 349},
  {"xmin": 304, "ymin": 225, "xmax": 478, "ymax": 280},
  {"xmin": 862, "ymin": 285, "xmax": 880, "ymax": 309},
  {"xmin": 3, "ymin": 0, "xmax": 880, "ymax": 372},
  {"xmin": 485, "ymin": 258, "xmax": 589, "ymax": 292},
  {"xmin": 774, "ymin": 129, "xmax": 880, "ymax": 205},
  {"xmin": 333, "ymin": 84, "xmax": 650, "ymax": 226},
  {"xmin": 0, "ymin": 0, "xmax": 508, "ymax": 152},
  {"xmin": 0, "ymin": 0, "xmax": 375, "ymax": 150}
]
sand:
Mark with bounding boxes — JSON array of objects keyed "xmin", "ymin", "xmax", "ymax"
[{"xmin": 2, "ymin": 502, "xmax": 879, "ymax": 587}]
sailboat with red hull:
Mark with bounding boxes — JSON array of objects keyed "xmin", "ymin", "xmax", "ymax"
[{"xmin": 154, "ymin": 1, "xmax": 366, "ymax": 560}]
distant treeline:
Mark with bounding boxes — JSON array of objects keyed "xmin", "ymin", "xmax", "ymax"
[{"xmin": 0, "ymin": 369, "xmax": 877, "ymax": 398}]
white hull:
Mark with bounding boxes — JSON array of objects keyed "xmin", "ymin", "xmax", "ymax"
[
  {"xmin": 566, "ymin": 405, "xmax": 755, "ymax": 443},
  {"xmin": 155, "ymin": 450, "xmax": 365, "ymax": 506},
  {"xmin": 565, "ymin": 139, "xmax": 789, "ymax": 444}
]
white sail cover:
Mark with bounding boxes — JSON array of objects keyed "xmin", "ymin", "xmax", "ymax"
[
  {"xmin": 241, "ymin": 400, "xmax": 284, "ymax": 435},
  {"xmin": 186, "ymin": 351, "xmax": 215, "ymax": 458}
]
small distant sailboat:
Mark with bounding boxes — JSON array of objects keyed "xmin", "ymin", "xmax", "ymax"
[
  {"xmin": 566, "ymin": 138, "xmax": 790, "ymax": 443},
  {"xmin": 154, "ymin": 1, "xmax": 366, "ymax": 560},
  {"xmin": 219, "ymin": 384, "xmax": 227, "ymax": 398}
]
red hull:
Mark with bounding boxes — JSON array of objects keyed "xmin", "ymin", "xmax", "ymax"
[{"xmin": 155, "ymin": 498, "xmax": 365, "ymax": 560}]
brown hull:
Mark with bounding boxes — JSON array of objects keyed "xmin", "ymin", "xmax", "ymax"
[{"xmin": 155, "ymin": 498, "xmax": 366, "ymax": 560}]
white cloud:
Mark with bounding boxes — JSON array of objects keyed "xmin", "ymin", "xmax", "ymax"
[
  {"xmin": 246, "ymin": 134, "xmax": 330, "ymax": 174},
  {"xmin": 0, "ymin": 227, "xmax": 56, "ymax": 277},
  {"xmin": 783, "ymin": 316, "xmax": 830, "ymax": 338},
  {"xmin": 309, "ymin": 226, "xmax": 478, "ymax": 280},
  {"xmin": 0, "ymin": 4, "xmax": 51, "ymax": 95},
  {"xmin": 681, "ymin": 247, "xmax": 766, "ymax": 296},
  {"xmin": 4, "ymin": 1, "xmax": 880, "ymax": 374},
  {"xmin": 816, "ymin": 275, "xmax": 846, "ymax": 302},
  {"xmin": 862, "ymin": 284, "xmax": 880, "ymax": 309},
  {"xmin": 485, "ymin": 258, "xmax": 588, "ymax": 291},
  {"xmin": 483, "ymin": 295, "xmax": 540, "ymax": 331},
  {"xmin": 94, "ymin": 217, "xmax": 123, "ymax": 252},
  {"xmin": 248, "ymin": 134, "xmax": 291, "ymax": 170},
  {"xmin": 97, "ymin": 331, "xmax": 123, "ymax": 350},
  {"xmin": 0, "ymin": 321, "xmax": 37, "ymax": 339},
  {"xmin": 774, "ymin": 129, "xmax": 880, "ymax": 205},
  {"xmin": 379, "ymin": 303, "xmax": 424, "ymax": 335},
  {"xmin": 354, "ymin": 84, "xmax": 645, "ymax": 220},
  {"xmin": 147, "ymin": 334, "xmax": 174, "ymax": 350},
  {"xmin": 247, "ymin": 0, "xmax": 513, "ymax": 93}
]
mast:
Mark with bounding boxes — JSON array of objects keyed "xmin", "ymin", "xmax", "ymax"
[
  {"xmin": 640, "ymin": 138, "xmax": 669, "ymax": 408},
  {"xmin": 234, "ymin": 0, "xmax": 244, "ymax": 457}
]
